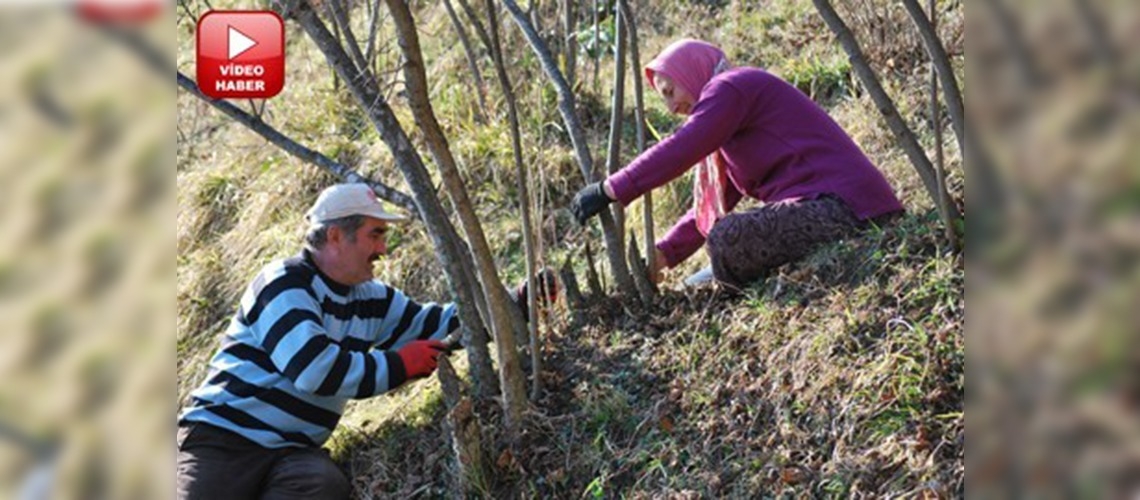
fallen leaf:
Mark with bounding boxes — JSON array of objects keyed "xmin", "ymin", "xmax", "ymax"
[
  {"xmin": 780, "ymin": 466, "xmax": 810, "ymax": 485},
  {"xmin": 915, "ymin": 425, "xmax": 933, "ymax": 451},
  {"xmin": 880, "ymin": 389, "xmax": 896, "ymax": 402},
  {"xmin": 496, "ymin": 449, "xmax": 514, "ymax": 470},
  {"xmin": 924, "ymin": 387, "xmax": 946, "ymax": 404},
  {"xmin": 919, "ymin": 485, "xmax": 943, "ymax": 499}
]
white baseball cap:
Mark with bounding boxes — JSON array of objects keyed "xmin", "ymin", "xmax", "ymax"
[{"xmin": 306, "ymin": 183, "xmax": 408, "ymax": 223}]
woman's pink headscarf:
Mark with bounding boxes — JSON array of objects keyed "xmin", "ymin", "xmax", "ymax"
[
  {"xmin": 645, "ymin": 39, "xmax": 734, "ymax": 237},
  {"xmin": 645, "ymin": 39, "xmax": 728, "ymax": 100}
]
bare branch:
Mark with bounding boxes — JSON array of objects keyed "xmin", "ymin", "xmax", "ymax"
[
  {"xmin": 903, "ymin": 0, "xmax": 1003, "ymax": 222},
  {"xmin": 177, "ymin": 73, "xmax": 418, "ymax": 214},
  {"xmin": 900, "ymin": 0, "xmax": 963, "ymax": 153},
  {"xmin": 592, "ymin": 0, "xmax": 600, "ymax": 90},
  {"xmin": 456, "ymin": 0, "xmax": 494, "ymax": 56},
  {"xmin": 364, "ymin": 0, "xmax": 383, "ymax": 68},
  {"xmin": 811, "ymin": 0, "xmax": 962, "ymax": 221},
  {"xmin": 500, "ymin": 0, "xmax": 638, "ymax": 301},
  {"xmin": 443, "ymin": 0, "xmax": 490, "ymax": 121},
  {"xmin": 328, "ymin": 0, "xmax": 378, "ymax": 88},
  {"xmin": 98, "ymin": 16, "xmax": 420, "ymax": 216}
]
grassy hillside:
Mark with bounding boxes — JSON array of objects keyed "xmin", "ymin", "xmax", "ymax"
[{"xmin": 177, "ymin": 0, "xmax": 963, "ymax": 496}]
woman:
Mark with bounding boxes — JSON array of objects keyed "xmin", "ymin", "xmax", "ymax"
[{"xmin": 570, "ymin": 39, "xmax": 903, "ymax": 288}]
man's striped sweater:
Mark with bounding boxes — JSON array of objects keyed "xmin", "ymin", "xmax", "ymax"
[{"xmin": 178, "ymin": 250, "xmax": 459, "ymax": 448}]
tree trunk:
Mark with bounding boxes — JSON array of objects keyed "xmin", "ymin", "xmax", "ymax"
[
  {"xmin": 811, "ymin": 0, "xmax": 962, "ymax": 222},
  {"xmin": 904, "ymin": 0, "xmax": 1004, "ymax": 223},
  {"xmin": 562, "ymin": 0, "xmax": 577, "ymax": 90},
  {"xmin": 481, "ymin": 0, "xmax": 544, "ymax": 402},
  {"xmin": 584, "ymin": 240, "xmax": 604, "ymax": 297},
  {"xmin": 592, "ymin": 0, "xmax": 600, "ymax": 91},
  {"xmin": 627, "ymin": 234, "xmax": 656, "ymax": 305},
  {"xmin": 437, "ymin": 356, "xmax": 488, "ymax": 497},
  {"xmin": 105, "ymin": 18, "xmax": 467, "ymax": 338},
  {"xmin": 619, "ymin": 0, "xmax": 654, "ymax": 275},
  {"xmin": 605, "ymin": 1, "xmax": 626, "ymax": 251},
  {"xmin": 443, "ymin": 0, "xmax": 490, "ymax": 122},
  {"xmin": 384, "ymin": 0, "xmax": 528, "ymax": 429},
  {"xmin": 899, "ymin": 0, "xmax": 963, "ymax": 157},
  {"xmin": 902, "ymin": 0, "xmax": 981, "ymax": 245},
  {"xmin": 364, "ymin": 0, "xmax": 382, "ymax": 71},
  {"xmin": 558, "ymin": 255, "xmax": 585, "ymax": 323},
  {"xmin": 926, "ymin": 0, "xmax": 959, "ymax": 251},
  {"xmin": 500, "ymin": 0, "xmax": 639, "ymax": 302}
]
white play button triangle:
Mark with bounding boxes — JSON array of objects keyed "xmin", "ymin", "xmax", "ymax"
[{"xmin": 228, "ymin": 26, "xmax": 257, "ymax": 60}]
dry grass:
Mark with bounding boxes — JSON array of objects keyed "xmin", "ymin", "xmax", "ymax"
[{"xmin": 514, "ymin": 213, "xmax": 963, "ymax": 498}]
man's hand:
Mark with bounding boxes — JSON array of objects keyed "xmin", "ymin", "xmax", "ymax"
[
  {"xmin": 396, "ymin": 340, "xmax": 447, "ymax": 378},
  {"xmin": 648, "ymin": 247, "xmax": 667, "ymax": 285},
  {"xmin": 570, "ymin": 182, "xmax": 614, "ymax": 225}
]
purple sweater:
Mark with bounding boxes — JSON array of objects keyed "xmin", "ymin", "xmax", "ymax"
[{"xmin": 607, "ymin": 68, "xmax": 903, "ymax": 267}]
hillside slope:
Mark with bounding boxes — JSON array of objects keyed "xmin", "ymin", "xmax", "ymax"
[{"xmin": 334, "ymin": 212, "xmax": 962, "ymax": 497}]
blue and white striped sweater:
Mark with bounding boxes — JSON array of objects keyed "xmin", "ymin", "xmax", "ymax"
[{"xmin": 179, "ymin": 250, "xmax": 459, "ymax": 448}]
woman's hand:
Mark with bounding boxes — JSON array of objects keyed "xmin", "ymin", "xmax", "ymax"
[
  {"xmin": 648, "ymin": 248, "xmax": 667, "ymax": 285},
  {"xmin": 570, "ymin": 181, "xmax": 615, "ymax": 225}
]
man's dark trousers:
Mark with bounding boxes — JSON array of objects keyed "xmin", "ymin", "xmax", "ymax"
[{"xmin": 176, "ymin": 422, "xmax": 350, "ymax": 499}]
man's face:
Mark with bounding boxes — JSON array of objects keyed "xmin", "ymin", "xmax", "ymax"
[{"xmin": 336, "ymin": 216, "xmax": 389, "ymax": 285}]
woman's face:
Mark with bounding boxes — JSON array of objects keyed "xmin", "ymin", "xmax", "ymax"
[{"xmin": 653, "ymin": 72, "xmax": 695, "ymax": 115}]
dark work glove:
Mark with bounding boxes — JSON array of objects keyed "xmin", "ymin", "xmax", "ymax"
[{"xmin": 570, "ymin": 182, "xmax": 614, "ymax": 225}]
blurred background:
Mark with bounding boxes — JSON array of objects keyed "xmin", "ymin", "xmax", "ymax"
[
  {"xmin": 968, "ymin": 0, "xmax": 1140, "ymax": 497},
  {"xmin": 0, "ymin": 2, "xmax": 173, "ymax": 499},
  {"xmin": 0, "ymin": 0, "xmax": 1136, "ymax": 497}
]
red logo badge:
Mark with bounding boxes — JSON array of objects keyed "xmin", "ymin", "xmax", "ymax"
[{"xmin": 196, "ymin": 11, "xmax": 285, "ymax": 99}]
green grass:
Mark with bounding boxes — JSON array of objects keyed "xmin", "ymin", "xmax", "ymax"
[{"xmin": 781, "ymin": 53, "xmax": 853, "ymax": 102}]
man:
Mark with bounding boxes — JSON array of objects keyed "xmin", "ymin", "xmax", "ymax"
[{"xmin": 176, "ymin": 183, "xmax": 549, "ymax": 499}]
